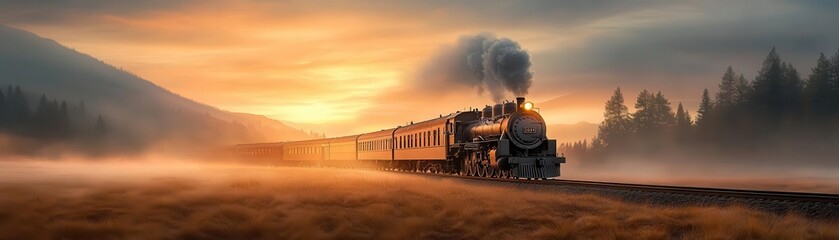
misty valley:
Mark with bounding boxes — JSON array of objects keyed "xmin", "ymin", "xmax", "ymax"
[{"xmin": 2, "ymin": 1, "xmax": 839, "ymax": 239}]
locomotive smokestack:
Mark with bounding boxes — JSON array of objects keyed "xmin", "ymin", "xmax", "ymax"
[{"xmin": 516, "ymin": 97, "xmax": 525, "ymax": 110}]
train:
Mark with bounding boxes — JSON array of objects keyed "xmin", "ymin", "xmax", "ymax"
[{"xmin": 233, "ymin": 97, "xmax": 566, "ymax": 179}]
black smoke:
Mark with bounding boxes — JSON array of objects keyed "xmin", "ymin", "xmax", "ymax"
[{"xmin": 421, "ymin": 33, "xmax": 533, "ymax": 102}]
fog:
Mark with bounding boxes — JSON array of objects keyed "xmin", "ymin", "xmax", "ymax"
[
  {"xmin": 562, "ymin": 154, "xmax": 839, "ymax": 194},
  {"xmin": 0, "ymin": 158, "xmax": 837, "ymax": 239}
]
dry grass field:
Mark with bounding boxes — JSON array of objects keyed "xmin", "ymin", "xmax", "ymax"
[{"xmin": 0, "ymin": 160, "xmax": 837, "ymax": 240}]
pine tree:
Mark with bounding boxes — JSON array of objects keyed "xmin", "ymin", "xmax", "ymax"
[
  {"xmin": 717, "ymin": 66, "xmax": 738, "ymax": 110},
  {"xmin": 633, "ymin": 89, "xmax": 654, "ymax": 136},
  {"xmin": 805, "ymin": 53, "xmax": 834, "ymax": 118},
  {"xmin": 675, "ymin": 102, "xmax": 693, "ymax": 135},
  {"xmin": 751, "ymin": 47, "xmax": 784, "ymax": 116},
  {"xmin": 733, "ymin": 73, "xmax": 751, "ymax": 105},
  {"xmin": 652, "ymin": 91, "xmax": 676, "ymax": 131},
  {"xmin": 780, "ymin": 62, "xmax": 804, "ymax": 116},
  {"xmin": 593, "ymin": 87, "xmax": 633, "ymax": 151},
  {"xmin": 751, "ymin": 47, "xmax": 803, "ymax": 121},
  {"xmin": 696, "ymin": 89, "xmax": 713, "ymax": 127}
]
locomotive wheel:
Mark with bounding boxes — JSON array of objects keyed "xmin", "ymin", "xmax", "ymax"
[{"xmin": 460, "ymin": 159, "xmax": 468, "ymax": 176}]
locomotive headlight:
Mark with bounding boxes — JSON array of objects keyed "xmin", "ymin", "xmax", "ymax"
[{"xmin": 523, "ymin": 101, "xmax": 534, "ymax": 111}]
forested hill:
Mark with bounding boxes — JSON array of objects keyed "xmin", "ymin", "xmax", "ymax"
[
  {"xmin": 0, "ymin": 25, "xmax": 315, "ymax": 155},
  {"xmin": 565, "ymin": 47, "xmax": 839, "ymax": 167}
]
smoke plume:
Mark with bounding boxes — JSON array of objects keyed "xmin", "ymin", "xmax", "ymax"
[{"xmin": 422, "ymin": 33, "xmax": 533, "ymax": 102}]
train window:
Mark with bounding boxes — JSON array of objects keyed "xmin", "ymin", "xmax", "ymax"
[
  {"xmin": 434, "ymin": 129, "xmax": 438, "ymax": 145},
  {"xmin": 427, "ymin": 131, "xmax": 431, "ymax": 146}
]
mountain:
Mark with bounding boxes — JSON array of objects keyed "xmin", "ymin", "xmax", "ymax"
[{"xmin": 0, "ymin": 25, "xmax": 311, "ymax": 150}]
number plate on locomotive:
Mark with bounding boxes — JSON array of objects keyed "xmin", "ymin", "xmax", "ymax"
[{"xmin": 523, "ymin": 127, "xmax": 536, "ymax": 134}]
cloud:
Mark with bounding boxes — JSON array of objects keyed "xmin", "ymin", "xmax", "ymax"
[
  {"xmin": 535, "ymin": 1, "xmax": 839, "ymax": 92},
  {"xmin": 2, "ymin": 0, "xmax": 838, "ymax": 133}
]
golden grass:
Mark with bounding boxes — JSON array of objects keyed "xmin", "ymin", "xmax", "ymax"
[{"xmin": 0, "ymin": 161, "xmax": 836, "ymax": 240}]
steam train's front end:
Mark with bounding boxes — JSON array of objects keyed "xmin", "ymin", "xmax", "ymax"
[{"xmin": 463, "ymin": 97, "xmax": 565, "ymax": 179}]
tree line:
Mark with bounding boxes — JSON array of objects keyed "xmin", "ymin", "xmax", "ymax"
[
  {"xmin": 0, "ymin": 85, "xmax": 108, "ymax": 153},
  {"xmin": 564, "ymin": 47, "xmax": 839, "ymax": 164}
]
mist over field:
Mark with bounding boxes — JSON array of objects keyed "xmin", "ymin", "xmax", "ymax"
[{"xmin": 0, "ymin": 159, "xmax": 837, "ymax": 239}]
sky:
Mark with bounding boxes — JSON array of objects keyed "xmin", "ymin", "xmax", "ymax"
[{"xmin": 1, "ymin": 0, "xmax": 838, "ymax": 135}]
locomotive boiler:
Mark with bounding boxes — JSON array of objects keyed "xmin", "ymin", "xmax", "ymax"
[{"xmin": 232, "ymin": 97, "xmax": 565, "ymax": 179}]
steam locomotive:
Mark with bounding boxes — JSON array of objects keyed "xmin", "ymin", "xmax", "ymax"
[{"xmin": 233, "ymin": 97, "xmax": 565, "ymax": 179}]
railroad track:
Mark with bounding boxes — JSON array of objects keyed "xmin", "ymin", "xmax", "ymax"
[{"xmin": 386, "ymin": 170, "xmax": 839, "ymax": 219}]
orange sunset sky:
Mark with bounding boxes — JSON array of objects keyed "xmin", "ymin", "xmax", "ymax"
[{"xmin": 2, "ymin": 0, "xmax": 837, "ymax": 135}]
